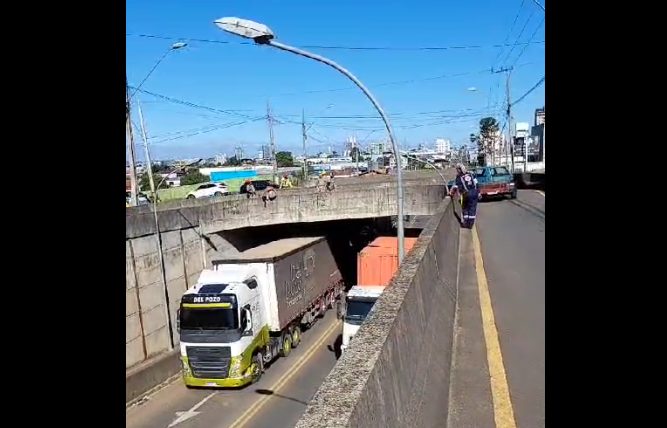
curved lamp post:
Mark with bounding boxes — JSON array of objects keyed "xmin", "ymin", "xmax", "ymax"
[
  {"xmin": 214, "ymin": 17, "xmax": 406, "ymax": 262},
  {"xmin": 401, "ymin": 152, "xmax": 450, "ymax": 194}
]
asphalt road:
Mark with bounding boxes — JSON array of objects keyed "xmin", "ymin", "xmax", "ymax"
[
  {"xmin": 449, "ymin": 190, "xmax": 545, "ymax": 428},
  {"xmin": 126, "ymin": 311, "xmax": 341, "ymax": 428}
]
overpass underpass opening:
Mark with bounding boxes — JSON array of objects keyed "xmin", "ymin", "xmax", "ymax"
[{"xmin": 215, "ymin": 216, "xmax": 425, "ymax": 288}]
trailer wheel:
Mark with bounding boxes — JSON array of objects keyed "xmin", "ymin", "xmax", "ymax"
[
  {"xmin": 251, "ymin": 353, "xmax": 264, "ymax": 384},
  {"xmin": 291, "ymin": 326, "xmax": 301, "ymax": 348},
  {"xmin": 279, "ymin": 333, "xmax": 292, "ymax": 357}
]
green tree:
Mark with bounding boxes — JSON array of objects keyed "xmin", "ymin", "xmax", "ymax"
[
  {"xmin": 476, "ymin": 117, "xmax": 500, "ymax": 166},
  {"xmin": 350, "ymin": 146, "xmax": 361, "ymax": 160},
  {"xmin": 139, "ymin": 167, "xmax": 171, "ymax": 192},
  {"xmin": 276, "ymin": 151, "xmax": 294, "ymax": 167},
  {"xmin": 224, "ymin": 156, "xmax": 241, "ymax": 166},
  {"xmin": 180, "ymin": 170, "xmax": 209, "ymax": 186}
]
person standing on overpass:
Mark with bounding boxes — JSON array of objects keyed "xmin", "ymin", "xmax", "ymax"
[
  {"xmin": 450, "ymin": 163, "xmax": 479, "ymax": 229},
  {"xmin": 280, "ymin": 174, "xmax": 293, "ymax": 189}
]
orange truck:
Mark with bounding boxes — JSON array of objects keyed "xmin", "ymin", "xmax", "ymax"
[{"xmin": 339, "ymin": 237, "xmax": 417, "ymax": 353}]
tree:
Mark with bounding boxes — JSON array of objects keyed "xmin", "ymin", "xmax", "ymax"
[
  {"xmin": 180, "ymin": 170, "xmax": 209, "ymax": 186},
  {"xmin": 350, "ymin": 146, "xmax": 361, "ymax": 160},
  {"xmin": 474, "ymin": 117, "xmax": 500, "ymax": 166},
  {"xmin": 139, "ymin": 167, "xmax": 171, "ymax": 192},
  {"xmin": 224, "ymin": 156, "xmax": 241, "ymax": 166},
  {"xmin": 275, "ymin": 151, "xmax": 294, "ymax": 167}
]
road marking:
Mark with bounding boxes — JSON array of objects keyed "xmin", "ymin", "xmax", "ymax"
[
  {"xmin": 228, "ymin": 318, "xmax": 341, "ymax": 428},
  {"xmin": 472, "ymin": 226, "xmax": 517, "ymax": 428},
  {"xmin": 536, "ymin": 190, "xmax": 545, "ymax": 196},
  {"xmin": 168, "ymin": 392, "xmax": 217, "ymax": 427}
]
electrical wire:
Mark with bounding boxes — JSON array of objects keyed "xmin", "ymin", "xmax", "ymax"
[
  {"xmin": 127, "ymin": 33, "xmax": 544, "ymax": 52},
  {"xmin": 511, "ymin": 76, "xmax": 544, "ymax": 106}
]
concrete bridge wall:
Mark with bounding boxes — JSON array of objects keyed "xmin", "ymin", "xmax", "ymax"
[
  {"xmin": 296, "ymin": 197, "xmax": 462, "ymax": 428},
  {"xmin": 125, "ymin": 181, "xmax": 449, "ymax": 402}
]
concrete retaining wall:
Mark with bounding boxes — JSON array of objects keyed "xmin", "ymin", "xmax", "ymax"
[
  {"xmin": 296, "ymin": 197, "xmax": 461, "ymax": 428},
  {"xmin": 126, "ymin": 227, "xmax": 206, "ymax": 370}
]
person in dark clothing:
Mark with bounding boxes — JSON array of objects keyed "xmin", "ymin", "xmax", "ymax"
[{"xmin": 450, "ymin": 163, "xmax": 479, "ymax": 229}]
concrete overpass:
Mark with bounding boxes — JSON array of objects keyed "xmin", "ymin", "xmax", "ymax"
[
  {"xmin": 126, "ymin": 169, "xmax": 544, "ymax": 427},
  {"xmin": 126, "ymin": 189, "xmax": 545, "ymax": 428},
  {"xmin": 126, "ymin": 173, "xmax": 450, "ymax": 400}
]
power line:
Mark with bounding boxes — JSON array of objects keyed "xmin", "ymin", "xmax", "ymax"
[
  {"xmin": 490, "ymin": 0, "xmax": 527, "ymax": 114},
  {"xmin": 129, "ymin": 87, "xmax": 261, "ymax": 120},
  {"xmin": 492, "ymin": 0, "xmax": 527, "ymax": 66},
  {"xmin": 127, "ymin": 32, "xmax": 544, "ymax": 52},
  {"xmin": 500, "ymin": 8, "xmax": 537, "ymax": 66},
  {"xmin": 511, "ymin": 76, "xmax": 544, "ymax": 106},
  {"xmin": 269, "ymin": 62, "xmax": 532, "ymax": 98},
  {"xmin": 509, "ymin": 16, "xmax": 545, "ymax": 68}
]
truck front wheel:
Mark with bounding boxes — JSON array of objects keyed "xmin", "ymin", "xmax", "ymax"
[
  {"xmin": 279, "ymin": 333, "xmax": 293, "ymax": 357},
  {"xmin": 251, "ymin": 353, "xmax": 264, "ymax": 384}
]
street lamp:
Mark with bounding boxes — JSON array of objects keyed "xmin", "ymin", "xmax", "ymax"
[
  {"xmin": 127, "ymin": 41, "xmax": 188, "ymax": 206},
  {"xmin": 132, "ymin": 42, "xmax": 188, "ymax": 97},
  {"xmin": 214, "ymin": 17, "xmax": 407, "ymax": 262},
  {"xmin": 151, "ymin": 158, "xmax": 202, "ymax": 350}
]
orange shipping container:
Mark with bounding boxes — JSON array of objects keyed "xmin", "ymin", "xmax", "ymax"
[{"xmin": 357, "ymin": 237, "xmax": 418, "ymax": 286}]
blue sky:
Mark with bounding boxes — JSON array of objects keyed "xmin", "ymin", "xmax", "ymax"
[{"xmin": 126, "ymin": 0, "xmax": 545, "ymax": 160}]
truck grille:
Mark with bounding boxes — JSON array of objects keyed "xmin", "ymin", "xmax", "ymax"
[{"xmin": 186, "ymin": 346, "xmax": 232, "ymax": 379}]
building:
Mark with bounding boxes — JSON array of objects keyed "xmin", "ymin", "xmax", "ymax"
[
  {"xmin": 535, "ymin": 107, "xmax": 545, "ymax": 126},
  {"xmin": 531, "ymin": 124, "xmax": 545, "ymax": 161},
  {"xmin": 344, "ymin": 136, "xmax": 358, "ymax": 157},
  {"xmin": 435, "ymin": 138, "xmax": 451, "ymax": 155}
]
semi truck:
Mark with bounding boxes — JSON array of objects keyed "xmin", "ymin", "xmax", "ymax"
[
  {"xmin": 338, "ymin": 237, "xmax": 418, "ymax": 353},
  {"xmin": 177, "ymin": 237, "xmax": 343, "ymax": 388}
]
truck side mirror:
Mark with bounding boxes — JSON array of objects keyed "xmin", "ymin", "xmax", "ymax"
[{"xmin": 243, "ymin": 308, "xmax": 253, "ymax": 335}]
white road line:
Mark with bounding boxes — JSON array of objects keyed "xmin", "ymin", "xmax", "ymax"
[{"xmin": 168, "ymin": 392, "xmax": 217, "ymax": 427}]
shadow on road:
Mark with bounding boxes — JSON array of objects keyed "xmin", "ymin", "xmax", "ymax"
[
  {"xmin": 327, "ymin": 334, "xmax": 343, "ymax": 359},
  {"xmin": 255, "ymin": 388, "xmax": 309, "ymax": 405}
]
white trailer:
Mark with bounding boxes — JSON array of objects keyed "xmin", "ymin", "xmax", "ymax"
[{"xmin": 177, "ymin": 237, "xmax": 343, "ymax": 388}]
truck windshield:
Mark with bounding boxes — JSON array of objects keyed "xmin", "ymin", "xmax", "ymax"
[
  {"xmin": 346, "ymin": 300, "xmax": 375, "ymax": 322},
  {"xmin": 180, "ymin": 307, "xmax": 238, "ymax": 330}
]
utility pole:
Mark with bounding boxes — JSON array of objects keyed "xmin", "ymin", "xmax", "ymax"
[
  {"xmin": 137, "ymin": 99, "xmax": 157, "ymax": 201},
  {"xmin": 494, "ymin": 67, "xmax": 514, "ymax": 172},
  {"xmin": 267, "ymin": 101, "xmax": 277, "ymax": 185},
  {"xmin": 302, "ymin": 109, "xmax": 308, "ymax": 182},
  {"xmin": 126, "ymin": 76, "xmax": 138, "ymax": 206}
]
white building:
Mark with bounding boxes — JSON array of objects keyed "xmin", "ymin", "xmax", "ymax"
[{"xmin": 435, "ymin": 138, "xmax": 451, "ymax": 155}]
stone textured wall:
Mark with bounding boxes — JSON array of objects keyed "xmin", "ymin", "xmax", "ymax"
[{"xmin": 296, "ymin": 197, "xmax": 461, "ymax": 428}]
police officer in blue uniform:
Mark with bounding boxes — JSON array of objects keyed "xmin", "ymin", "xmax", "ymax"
[{"xmin": 451, "ymin": 163, "xmax": 479, "ymax": 229}]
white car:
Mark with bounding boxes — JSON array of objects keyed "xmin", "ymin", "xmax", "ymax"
[{"xmin": 186, "ymin": 182, "xmax": 228, "ymax": 199}]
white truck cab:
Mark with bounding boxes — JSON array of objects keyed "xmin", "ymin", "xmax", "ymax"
[{"xmin": 338, "ymin": 285, "xmax": 385, "ymax": 353}]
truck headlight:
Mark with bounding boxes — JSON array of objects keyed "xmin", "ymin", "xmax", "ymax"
[{"xmin": 228, "ymin": 356, "xmax": 242, "ymax": 377}]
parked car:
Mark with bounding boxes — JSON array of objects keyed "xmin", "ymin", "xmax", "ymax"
[
  {"xmin": 448, "ymin": 166, "xmax": 516, "ymax": 200},
  {"xmin": 126, "ymin": 191, "xmax": 151, "ymax": 206},
  {"xmin": 239, "ymin": 179, "xmax": 273, "ymax": 194},
  {"xmin": 186, "ymin": 182, "xmax": 229, "ymax": 199}
]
